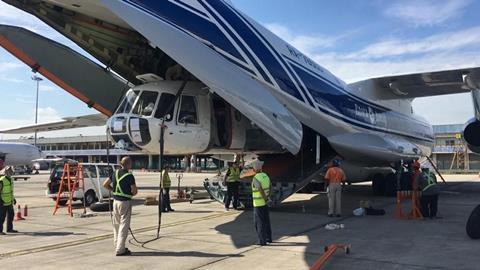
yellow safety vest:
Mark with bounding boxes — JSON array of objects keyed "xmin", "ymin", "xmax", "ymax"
[
  {"xmin": 0, "ymin": 176, "xmax": 14, "ymax": 206},
  {"xmin": 162, "ymin": 170, "xmax": 171, "ymax": 188},
  {"xmin": 227, "ymin": 167, "xmax": 240, "ymax": 182},
  {"xmin": 113, "ymin": 170, "xmax": 133, "ymax": 199},
  {"xmin": 251, "ymin": 172, "xmax": 270, "ymax": 207}
]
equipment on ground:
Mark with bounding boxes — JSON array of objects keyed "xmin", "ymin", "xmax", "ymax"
[{"xmin": 309, "ymin": 244, "xmax": 351, "ymax": 270}]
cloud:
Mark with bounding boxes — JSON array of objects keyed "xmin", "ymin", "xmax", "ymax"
[
  {"xmin": 265, "ymin": 23, "xmax": 352, "ymax": 54},
  {"xmin": 385, "ymin": 0, "xmax": 473, "ymax": 26},
  {"xmin": 347, "ymin": 26, "xmax": 480, "ymax": 59},
  {"xmin": 0, "ymin": 62, "xmax": 22, "ymax": 73},
  {"xmin": 266, "ymin": 24, "xmax": 480, "ymax": 82},
  {"xmin": 260, "ymin": 22, "xmax": 480, "ymax": 124},
  {"xmin": 0, "ymin": 2, "xmax": 58, "ymax": 36},
  {"xmin": 313, "ymin": 51, "xmax": 480, "ymax": 83},
  {"xmin": 39, "ymin": 85, "xmax": 57, "ymax": 93},
  {"xmin": 36, "ymin": 107, "xmax": 62, "ymax": 123}
]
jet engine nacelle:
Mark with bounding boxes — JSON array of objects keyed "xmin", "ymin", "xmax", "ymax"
[{"xmin": 463, "ymin": 118, "xmax": 480, "ymax": 153}]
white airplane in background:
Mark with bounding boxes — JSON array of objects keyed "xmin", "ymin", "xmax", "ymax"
[
  {"xmin": 0, "ymin": 0, "xmax": 479, "ymax": 206},
  {"xmin": 0, "ymin": 142, "xmax": 42, "ymax": 166}
]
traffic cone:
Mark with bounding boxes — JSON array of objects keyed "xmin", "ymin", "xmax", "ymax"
[
  {"xmin": 23, "ymin": 204, "xmax": 28, "ymax": 217},
  {"xmin": 15, "ymin": 205, "xmax": 25, "ymax": 221}
]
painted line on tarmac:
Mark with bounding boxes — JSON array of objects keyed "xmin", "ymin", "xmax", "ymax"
[{"xmin": 0, "ymin": 211, "xmax": 237, "ymax": 260}]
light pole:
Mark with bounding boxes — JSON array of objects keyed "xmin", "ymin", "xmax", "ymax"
[{"xmin": 31, "ymin": 75, "xmax": 43, "ymax": 146}]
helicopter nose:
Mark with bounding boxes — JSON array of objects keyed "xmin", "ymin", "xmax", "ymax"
[
  {"xmin": 128, "ymin": 117, "xmax": 152, "ymax": 146},
  {"xmin": 108, "ymin": 115, "xmax": 151, "ymax": 150}
]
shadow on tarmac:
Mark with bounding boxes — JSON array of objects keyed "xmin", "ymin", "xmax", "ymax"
[
  {"xmin": 214, "ymin": 184, "xmax": 381, "ymax": 266},
  {"xmin": 131, "ymin": 251, "xmax": 244, "ymax": 258},
  {"xmin": 14, "ymin": 231, "xmax": 85, "ymax": 237}
]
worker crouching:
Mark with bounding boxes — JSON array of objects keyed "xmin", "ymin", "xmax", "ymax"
[
  {"xmin": 251, "ymin": 160, "xmax": 272, "ymax": 246},
  {"xmin": 103, "ymin": 156, "xmax": 138, "ymax": 256}
]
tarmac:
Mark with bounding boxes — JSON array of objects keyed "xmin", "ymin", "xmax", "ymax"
[{"xmin": 1, "ymin": 172, "xmax": 480, "ymax": 270}]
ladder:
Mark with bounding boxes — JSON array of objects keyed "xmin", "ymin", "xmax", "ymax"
[{"xmin": 52, "ymin": 163, "xmax": 86, "ymax": 216}]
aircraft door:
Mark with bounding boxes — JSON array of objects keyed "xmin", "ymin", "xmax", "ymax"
[{"xmin": 155, "ymin": 93, "xmax": 210, "ymax": 154}]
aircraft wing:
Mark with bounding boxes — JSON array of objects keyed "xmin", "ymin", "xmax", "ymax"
[
  {"xmin": 0, "ymin": 24, "xmax": 129, "ymax": 116},
  {"xmin": 349, "ymin": 67, "xmax": 480, "ymax": 100},
  {"xmin": 0, "ymin": 114, "xmax": 107, "ymax": 134},
  {"xmin": 100, "ymin": 1, "xmax": 303, "ymax": 154}
]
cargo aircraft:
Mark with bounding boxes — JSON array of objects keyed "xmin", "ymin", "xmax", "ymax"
[{"xmin": 1, "ymin": 0, "xmax": 479, "ymax": 206}]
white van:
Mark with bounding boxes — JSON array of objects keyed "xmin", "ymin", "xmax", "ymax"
[{"xmin": 46, "ymin": 163, "xmax": 121, "ymax": 206}]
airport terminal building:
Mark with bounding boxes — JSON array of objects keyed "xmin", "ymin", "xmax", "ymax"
[
  {"xmin": 4, "ymin": 124, "xmax": 480, "ymax": 172},
  {"xmin": 431, "ymin": 124, "xmax": 480, "ymax": 172},
  {"xmin": 4, "ymin": 135, "xmax": 221, "ymax": 171}
]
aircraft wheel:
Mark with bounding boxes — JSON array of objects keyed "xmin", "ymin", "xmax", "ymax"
[
  {"xmin": 384, "ymin": 173, "xmax": 396, "ymax": 197},
  {"xmin": 372, "ymin": 174, "xmax": 385, "ymax": 196},
  {"xmin": 466, "ymin": 205, "xmax": 480, "ymax": 239}
]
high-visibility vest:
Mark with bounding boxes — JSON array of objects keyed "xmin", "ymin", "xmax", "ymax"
[
  {"xmin": 422, "ymin": 173, "xmax": 437, "ymax": 192},
  {"xmin": 251, "ymin": 172, "xmax": 270, "ymax": 207},
  {"xmin": 0, "ymin": 176, "xmax": 14, "ymax": 206},
  {"xmin": 227, "ymin": 167, "xmax": 240, "ymax": 182},
  {"xmin": 162, "ymin": 170, "xmax": 171, "ymax": 188},
  {"xmin": 113, "ymin": 170, "xmax": 133, "ymax": 199}
]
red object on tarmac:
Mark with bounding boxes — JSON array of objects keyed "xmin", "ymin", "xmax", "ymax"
[
  {"xmin": 23, "ymin": 204, "xmax": 28, "ymax": 217},
  {"xmin": 15, "ymin": 205, "xmax": 25, "ymax": 221},
  {"xmin": 309, "ymin": 244, "xmax": 351, "ymax": 270}
]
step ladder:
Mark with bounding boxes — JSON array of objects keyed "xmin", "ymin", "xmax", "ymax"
[{"xmin": 52, "ymin": 163, "xmax": 86, "ymax": 217}]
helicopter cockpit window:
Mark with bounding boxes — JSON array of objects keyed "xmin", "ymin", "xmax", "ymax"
[
  {"xmin": 178, "ymin": 96, "xmax": 198, "ymax": 125},
  {"xmin": 154, "ymin": 93, "xmax": 176, "ymax": 121},
  {"xmin": 133, "ymin": 91, "xmax": 159, "ymax": 116},
  {"xmin": 116, "ymin": 90, "xmax": 139, "ymax": 114}
]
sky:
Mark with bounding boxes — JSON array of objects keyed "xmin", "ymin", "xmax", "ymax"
[{"xmin": 1, "ymin": 0, "xmax": 480, "ymax": 139}]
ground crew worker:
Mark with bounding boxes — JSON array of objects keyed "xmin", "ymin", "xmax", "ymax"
[
  {"xmin": 224, "ymin": 162, "xmax": 241, "ymax": 210},
  {"xmin": 0, "ymin": 166, "xmax": 17, "ymax": 235},
  {"xmin": 103, "ymin": 156, "xmax": 138, "ymax": 256},
  {"xmin": 325, "ymin": 159, "xmax": 346, "ymax": 217},
  {"xmin": 251, "ymin": 160, "xmax": 272, "ymax": 246},
  {"xmin": 418, "ymin": 168, "xmax": 440, "ymax": 219},
  {"xmin": 161, "ymin": 166, "xmax": 174, "ymax": 213}
]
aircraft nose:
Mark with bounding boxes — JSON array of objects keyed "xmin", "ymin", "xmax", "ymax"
[{"xmin": 108, "ymin": 115, "xmax": 151, "ymax": 150}]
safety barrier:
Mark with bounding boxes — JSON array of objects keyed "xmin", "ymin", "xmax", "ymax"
[{"xmin": 395, "ymin": 189, "xmax": 423, "ymax": 219}]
